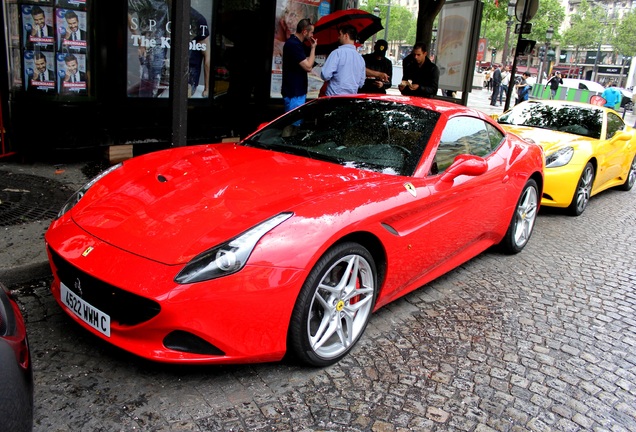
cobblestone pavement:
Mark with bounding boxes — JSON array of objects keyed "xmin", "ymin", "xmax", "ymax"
[{"xmin": 8, "ymin": 180, "xmax": 635, "ymax": 431}]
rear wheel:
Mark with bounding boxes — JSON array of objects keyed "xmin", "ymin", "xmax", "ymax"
[
  {"xmin": 617, "ymin": 155, "xmax": 636, "ymax": 191},
  {"xmin": 568, "ymin": 162, "xmax": 595, "ymax": 216},
  {"xmin": 288, "ymin": 242, "xmax": 377, "ymax": 367},
  {"xmin": 500, "ymin": 179, "xmax": 538, "ymax": 254}
]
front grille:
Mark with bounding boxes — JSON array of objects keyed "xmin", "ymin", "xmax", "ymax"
[{"xmin": 48, "ymin": 247, "xmax": 161, "ymax": 326}]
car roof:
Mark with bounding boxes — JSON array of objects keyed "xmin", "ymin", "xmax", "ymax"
[{"xmin": 560, "ymin": 78, "xmax": 605, "ymax": 93}]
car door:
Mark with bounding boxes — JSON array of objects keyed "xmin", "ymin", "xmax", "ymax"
[
  {"xmin": 406, "ymin": 116, "xmax": 510, "ymax": 278},
  {"xmin": 595, "ymin": 111, "xmax": 628, "ymax": 188}
]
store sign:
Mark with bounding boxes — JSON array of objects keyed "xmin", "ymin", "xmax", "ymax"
[{"xmin": 598, "ymin": 66, "xmax": 621, "ymax": 74}]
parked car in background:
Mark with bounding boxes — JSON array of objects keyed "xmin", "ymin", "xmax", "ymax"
[
  {"xmin": 0, "ymin": 283, "xmax": 33, "ymax": 432},
  {"xmin": 497, "ymin": 100, "xmax": 636, "ymax": 216},
  {"xmin": 560, "ymin": 78, "xmax": 605, "ymax": 94},
  {"xmin": 46, "ymin": 95, "xmax": 544, "ymax": 367}
]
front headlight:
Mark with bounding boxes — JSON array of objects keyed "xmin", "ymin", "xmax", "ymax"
[
  {"xmin": 545, "ymin": 146, "xmax": 574, "ymax": 168},
  {"xmin": 174, "ymin": 212, "xmax": 293, "ymax": 284},
  {"xmin": 56, "ymin": 163, "xmax": 123, "ymax": 219}
]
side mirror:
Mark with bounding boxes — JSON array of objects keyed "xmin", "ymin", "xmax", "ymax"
[
  {"xmin": 609, "ymin": 131, "xmax": 633, "ymax": 143},
  {"xmin": 439, "ymin": 154, "xmax": 488, "ymax": 183},
  {"xmin": 490, "ymin": 114, "xmax": 500, "ymax": 121}
]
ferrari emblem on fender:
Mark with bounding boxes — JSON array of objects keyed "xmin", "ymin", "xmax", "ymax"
[
  {"xmin": 403, "ymin": 182, "xmax": 417, "ymax": 197},
  {"xmin": 82, "ymin": 246, "xmax": 94, "ymax": 257}
]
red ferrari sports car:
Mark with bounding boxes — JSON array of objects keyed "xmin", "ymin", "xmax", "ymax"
[{"xmin": 46, "ymin": 95, "xmax": 544, "ymax": 366}]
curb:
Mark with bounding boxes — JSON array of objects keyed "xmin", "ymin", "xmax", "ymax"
[{"xmin": 0, "ymin": 261, "xmax": 52, "ymax": 288}]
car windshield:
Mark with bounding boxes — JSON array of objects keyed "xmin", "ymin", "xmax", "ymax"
[
  {"xmin": 498, "ymin": 102, "xmax": 603, "ymax": 140},
  {"xmin": 242, "ymin": 98, "xmax": 440, "ymax": 176}
]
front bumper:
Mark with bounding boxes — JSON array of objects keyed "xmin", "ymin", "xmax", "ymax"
[
  {"xmin": 45, "ymin": 218, "xmax": 307, "ymax": 364},
  {"xmin": 540, "ymin": 163, "xmax": 584, "ymax": 208}
]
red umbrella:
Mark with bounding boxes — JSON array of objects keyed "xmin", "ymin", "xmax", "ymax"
[{"xmin": 313, "ymin": 9, "xmax": 383, "ymax": 55}]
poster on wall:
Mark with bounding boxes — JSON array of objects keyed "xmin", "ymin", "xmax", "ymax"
[
  {"xmin": 436, "ymin": 0, "xmax": 475, "ymax": 92},
  {"xmin": 23, "ymin": 50, "xmax": 56, "ymax": 93},
  {"xmin": 126, "ymin": 0, "xmax": 212, "ymax": 98},
  {"xmin": 56, "ymin": 52, "xmax": 87, "ymax": 94},
  {"xmin": 270, "ymin": 0, "xmax": 330, "ymax": 99},
  {"xmin": 56, "ymin": 8, "xmax": 87, "ymax": 53},
  {"xmin": 22, "ymin": 4, "xmax": 55, "ymax": 51}
]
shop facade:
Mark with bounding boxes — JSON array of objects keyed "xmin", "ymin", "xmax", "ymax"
[{"xmin": 0, "ymin": 0, "xmax": 351, "ymax": 159}]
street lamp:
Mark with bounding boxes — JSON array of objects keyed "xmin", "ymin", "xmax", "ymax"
[
  {"xmin": 383, "ymin": 0, "xmax": 391, "ymax": 41},
  {"xmin": 431, "ymin": 27, "xmax": 437, "ymax": 57},
  {"xmin": 541, "ymin": 25, "xmax": 554, "ymax": 82},
  {"xmin": 503, "ymin": 0, "xmax": 516, "ymax": 65},
  {"xmin": 372, "ymin": 6, "xmax": 381, "ymax": 47}
]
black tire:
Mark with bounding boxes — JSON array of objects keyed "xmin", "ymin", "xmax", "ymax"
[
  {"xmin": 567, "ymin": 162, "xmax": 595, "ymax": 216},
  {"xmin": 288, "ymin": 242, "xmax": 377, "ymax": 367},
  {"xmin": 500, "ymin": 179, "xmax": 539, "ymax": 254},
  {"xmin": 617, "ymin": 155, "xmax": 636, "ymax": 191}
]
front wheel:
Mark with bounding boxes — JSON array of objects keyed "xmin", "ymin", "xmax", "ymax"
[
  {"xmin": 617, "ymin": 155, "xmax": 636, "ymax": 191},
  {"xmin": 500, "ymin": 179, "xmax": 539, "ymax": 254},
  {"xmin": 288, "ymin": 242, "xmax": 377, "ymax": 367},
  {"xmin": 568, "ymin": 162, "xmax": 595, "ymax": 216}
]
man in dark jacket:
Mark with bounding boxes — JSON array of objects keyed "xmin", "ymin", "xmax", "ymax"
[
  {"xmin": 398, "ymin": 42, "xmax": 439, "ymax": 97},
  {"xmin": 544, "ymin": 71, "xmax": 562, "ymax": 99},
  {"xmin": 490, "ymin": 64, "xmax": 502, "ymax": 106},
  {"xmin": 360, "ymin": 39, "xmax": 393, "ymax": 94}
]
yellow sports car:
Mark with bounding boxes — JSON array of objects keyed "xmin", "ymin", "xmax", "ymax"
[{"xmin": 496, "ymin": 100, "xmax": 636, "ymax": 215}]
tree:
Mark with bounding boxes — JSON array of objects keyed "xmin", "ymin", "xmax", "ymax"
[
  {"xmin": 360, "ymin": 0, "xmax": 416, "ymax": 46},
  {"xmin": 562, "ymin": 0, "xmax": 607, "ymax": 75},
  {"xmin": 415, "ymin": 0, "xmax": 445, "ymax": 47},
  {"xmin": 612, "ymin": 11, "xmax": 636, "ymax": 58}
]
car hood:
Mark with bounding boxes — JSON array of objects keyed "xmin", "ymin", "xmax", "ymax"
[
  {"xmin": 72, "ymin": 144, "xmax": 389, "ymax": 265},
  {"xmin": 501, "ymin": 125, "xmax": 591, "ymax": 153}
]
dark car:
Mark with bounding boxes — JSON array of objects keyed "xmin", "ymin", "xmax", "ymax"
[{"xmin": 0, "ymin": 282, "xmax": 33, "ymax": 432}]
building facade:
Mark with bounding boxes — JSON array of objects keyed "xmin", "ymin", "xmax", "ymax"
[{"xmin": 0, "ymin": 0, "xmax": 351, "ymax": 158}]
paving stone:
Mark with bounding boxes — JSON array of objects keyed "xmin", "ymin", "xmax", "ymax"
[{"xmin": 8, "ymin": 152, "xmax": 636, "ymax": 431}]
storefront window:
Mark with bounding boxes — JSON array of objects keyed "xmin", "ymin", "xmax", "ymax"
[
  {"xmin": 126, "ymin": 0, "xmax": 212, "ymax": 99},
  {"xmin": 3, "ymin": 0, "xmax": 91, "ymax": 97}
]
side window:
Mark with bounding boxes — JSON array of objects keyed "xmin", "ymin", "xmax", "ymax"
[
  {"xmin": 433, "ymin": 117, "xmax": 492, "ymax": 174},
  {"xmin": 606, "ymin": 112, "xmax": 625, "ymax": 139},
  {"xmin": 485, "ymin": 122, "xmax": 505, "ymax": 151}
]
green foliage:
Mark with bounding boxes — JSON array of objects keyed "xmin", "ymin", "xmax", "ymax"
[
  {"xmin": 612, "ymin": 11, "xmax": 636, "ymax": 57},
  {"xmin": 360, "ymin": 0, "xmax": 416, "ymax": 44}
]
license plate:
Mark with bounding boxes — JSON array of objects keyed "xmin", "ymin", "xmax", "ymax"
[{"xmin": 61, "ymin": 282, "xmax": 111, "ymax": 337}]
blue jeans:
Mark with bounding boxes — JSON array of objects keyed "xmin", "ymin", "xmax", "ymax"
[
  {"xmin": 499, "ymin": 85, "xmax": 508, "ymax": 104},
  {"xmin": 283, "ymin": 95, "xmax": 306, "ymax": 112}
]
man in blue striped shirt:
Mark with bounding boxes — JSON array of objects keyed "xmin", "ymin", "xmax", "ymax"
[{"xmin": 320, "ymin": 24, "xmax": 366, "ymax": 96}]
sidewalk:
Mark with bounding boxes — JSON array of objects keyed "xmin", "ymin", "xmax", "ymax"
[
  {"xmin": 0, "ymin": 161, "xmax": 90, "ymax": 286},
  {"xmin": 1, "ymin": 92, "xmax": 634, "ymax": 287}
]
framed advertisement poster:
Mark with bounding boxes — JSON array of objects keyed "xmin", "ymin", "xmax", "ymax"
[
  {"xmin": 23, "ymin": 50, "xmax": 56, "ymax": 93},
  {"xmin": 4, "ymin": 0, "xmax": 92, "ymax": 97},
  {"xmin": 270, "ymin": 0, "xmax": 330, "ymax": 99},
  {"xmin": 436, "ymin": 0, "xmax": 477, "ymax": 92},
  {"xmin": 56, "ymin": 8, "xmax": 87, "ymax": 53},
  {"xmin": 22, "ymin": 4, "xmax": 56, "ymax": 51},
  {"xmin": 57, "ymin": 52, "xmax": 87, "ymax": 94},
  {"xmin": 126, "ymin": 0, "xmax": 212, "ymax": 98}
]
